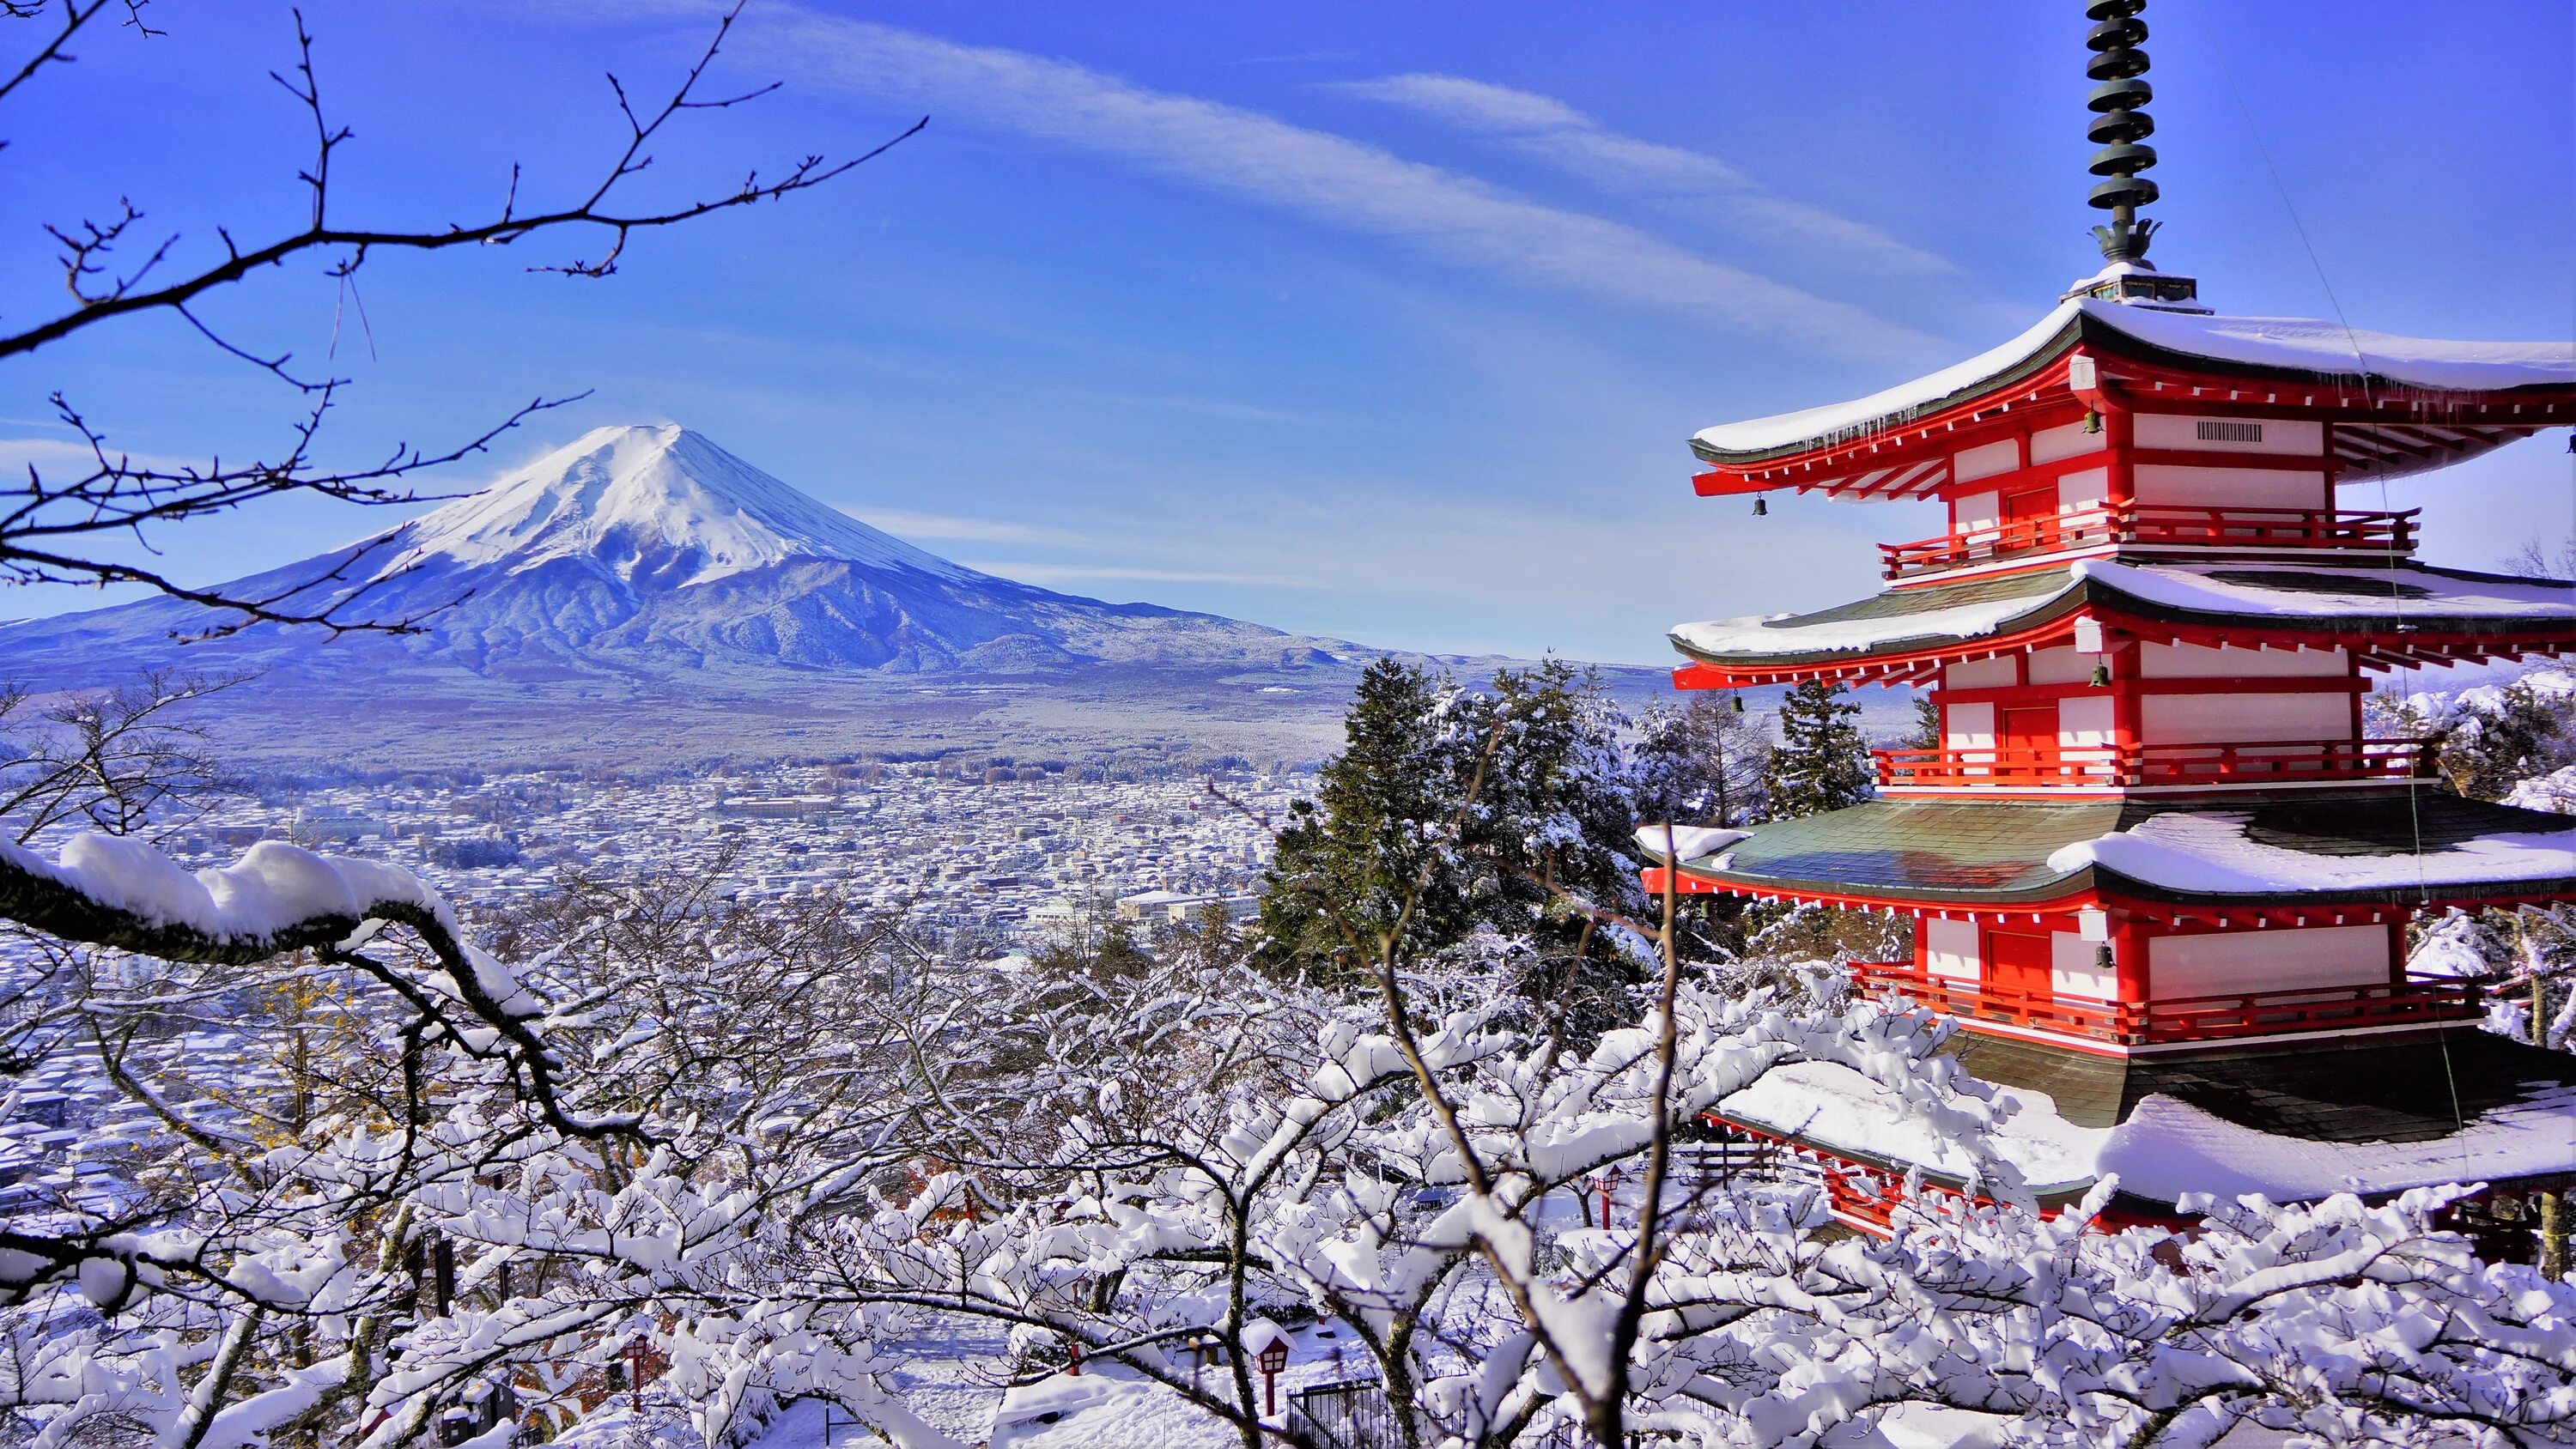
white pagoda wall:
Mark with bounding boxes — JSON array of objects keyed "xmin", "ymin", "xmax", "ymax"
[
  {"xmin": 2148, "ymin": 924, "xmax": 2391, "ymax": 997},
  {"xmin": 2051, "ymin": 933, "xmax": 2115, "ymax": 998},
  {"xmin": 2131, "ymin": 465, "xmax": 2328, "ymax": 510},
  {"xmin": 2029, "ymin": 419, "xmax": 2105, "ymax": 465},
  {"xmin": 2140, "ymin": 692, "xmax": 2354, "ymax": 744},
  {"xmin": 2138, "ymin": 643, "xmax": 2348, "ymax": 678},
  {"xmin": 2131, "ymin": 414, "xmax": 2325, "ymax": 455},
  {"xmin": 1941, "ymin": 703, "xmax": 1994, "ymax": 754},
  {"xmin": 1923, "ymin": 918, "xmax": 1980, "ymax": 979}
]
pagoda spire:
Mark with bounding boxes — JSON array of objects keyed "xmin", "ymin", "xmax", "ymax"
[{"xmin": 2085, "ymin": 0, "xmax": 2160, "ymax": 263}]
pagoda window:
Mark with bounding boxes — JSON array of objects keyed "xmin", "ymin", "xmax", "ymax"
[
  {"xmin": 1923, "ymin": 918, "xmax": 1980, "ymax": 981},
  {"xmin": 2028, "ymin": 418, "xmax": 2107, "ymax": 465},
  {"xmin": 2134, "ymin": 413, "xmax": 2324, "ymax": 458},
  {"xmin": 2138, "ymin": 642, "xmax": 2349, "ymax": 678},
  {"xmin": 2148, "ymin": 924, "xmax": 2391, "ymax": 998}
]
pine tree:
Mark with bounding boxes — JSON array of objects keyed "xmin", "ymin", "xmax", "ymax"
[
  {"xmin": 1254, "ymin": 658, "xmax": 1475, "ymax": 979},
  {"xmin": 1767, "ymin": 679, "xmax": 1871, "ymax": 818},
  {"xmin": 1632, "ymin": 693, "xmax": 1771, "ymax": 828},
  {"xmin": 1908, "ymin": 694, "xmax": 1941, "ymax": 751},
  {"xmin": 1471, "ymin": 658, "xmax": 1645, "ymax": 936}
]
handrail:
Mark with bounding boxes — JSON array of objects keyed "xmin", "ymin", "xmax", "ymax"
[
  {"xmin": 1880, "ymin": 504, "xmax": 2419, "ymax": 579},
  {"xmin": 1874, "ymin": 737, "xmax": 2431, "ymax": 789},
  {"xmin": 1848, "ymin": 959, "xmax": 2479, "ymax": 1046}
]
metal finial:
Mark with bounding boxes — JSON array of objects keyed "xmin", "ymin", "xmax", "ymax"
[{"xmin": 2084, "ymin": 0, "xmax": 2159, "ymax": 263}]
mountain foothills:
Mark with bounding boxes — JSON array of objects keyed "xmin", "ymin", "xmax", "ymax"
[
  {"xmin": 0, "ymin": 426, "xmax": 1569, "ymax": 766},
  {"xmin": 4, "ymin": 425, "xmax": 1355, "ymax": 678}
]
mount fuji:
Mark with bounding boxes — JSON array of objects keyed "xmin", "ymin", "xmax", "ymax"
[
  {"xmin": 0, "ymin": 425, "xmax": 1461, "ymax": 765},
  {"xmin": 3, "ymin": 424, "xmax": 1356, "ymax": 681}
]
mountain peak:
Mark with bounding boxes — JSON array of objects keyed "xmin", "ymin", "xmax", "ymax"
[{"xmin": 379, "ymin": 423, "xmax": 974, "ymax": 588}]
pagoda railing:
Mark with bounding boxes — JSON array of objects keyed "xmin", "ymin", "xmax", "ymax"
[
  {"xmin": 1874, "ymin": 737, "xmax": 2431, "ymax": 790},
  {"xmin": 1880, "ymin": 505, "xmax": 2418, "ymax": 579},
  {"xmin": 1848, "ymin": 960, "xmax": 2481, "ymax": 1046}
]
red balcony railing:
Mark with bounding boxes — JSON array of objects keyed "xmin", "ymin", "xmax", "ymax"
[
  {"xmin": 1848, "ymin": 959, "xmax": 2480, "ymax": 1046},
  {"xmin": 1880, "ymin": 505, "xmax": 2418, "ymax": 579},
  {"xmin": 1874, "ymin": 738, "xmax": 2431, "ymax": 790}
]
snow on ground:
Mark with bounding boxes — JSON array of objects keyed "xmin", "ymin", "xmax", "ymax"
[
  {"xmin": 984, "ymin": 1316, "xmax": 1376, "ymax": 1448},
  {"xmin": 872, "ymin": 1317, "xmax": 1022, "ymax": 1445}
]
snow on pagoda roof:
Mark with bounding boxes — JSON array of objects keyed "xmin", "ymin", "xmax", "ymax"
[
  {"xmin": 1692, "ymin": 297, "xmax": 2576, "ymax": 460},
  {"xmin": 1646, "ymin": 791, "xmax": 2576, "ymax": 908},
  {"xmin": 1718, "ymin": 1057, "xmax": 2576, "ymax": 1205},
  {"xmin": 2045, "ymin": 807, "xmax": 2576, "ymax": 895},
  {"xmin": 1669, "ymin": 559, "xmax": 2576, "ymax": 669}
]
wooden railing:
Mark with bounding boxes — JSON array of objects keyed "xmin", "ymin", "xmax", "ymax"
[
  {"xmin": 1880, "ymin": 505, "xmax": 2418, "ymax": 579},
  {"xmin": 1848, "ymin": 959, "xmax": 2480, "ymax": 1046},
  {"xmin": 1874, "ymin": 738, "xmax": 2430, "ymax": 790}
]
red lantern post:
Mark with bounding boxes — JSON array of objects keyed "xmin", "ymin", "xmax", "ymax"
[{"xmin": 1256, "ymin": 1337, "xmax": 1289, "ymax": 1416}]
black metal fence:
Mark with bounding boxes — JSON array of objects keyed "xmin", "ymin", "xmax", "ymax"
[
  {"xmin": 1290, "ymin": 1379, "xmax": 1636, "ymax": 1448},
  {"xmin": 1288, "ymin": 1378, "xmax": 1398, "ymax": 1448}
]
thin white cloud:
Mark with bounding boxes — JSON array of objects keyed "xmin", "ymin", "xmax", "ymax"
[
  {"xmin": 1334, "ymin": 73, "xmax": 1960, "ymax": 278},
  {"xmin": 963, "ymin": 561, "xmax": 1318, "ymax": 589},
  {"xmin": 0, "ymin": 435, "xmax": 196, "ymax": 477},
  {"xmin": 852, "ymin": 509, "xmax": 1103, "ymax": 548},
  {"xmin": 744, "ymin": 11, "xmax": 1936, "ymax": 361}
]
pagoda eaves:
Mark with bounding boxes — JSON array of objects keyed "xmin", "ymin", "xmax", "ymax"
[{"xmin": 1690, "ymin": 296, "xmax": 2576, "ymax": 500}]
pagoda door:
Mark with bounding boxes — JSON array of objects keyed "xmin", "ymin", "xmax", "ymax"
[
  {"xmin": 1986, "ymin": 929, "xmax": 2053, "ymax": 1013},
  {"xmin": 1999, "ymin": 704, "xmax": 2057, "ymax": 779},
  {"xmin": 2001, "ymin": 478, "xmax": 2057, "ymax": 549}
]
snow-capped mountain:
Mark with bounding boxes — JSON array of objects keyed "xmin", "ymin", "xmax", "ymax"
[{"xmin": 3, "ymin": 424, "xmax": 1351, "ymax": 678}]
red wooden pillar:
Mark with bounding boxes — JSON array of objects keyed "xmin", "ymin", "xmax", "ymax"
[
  {"xmin": 2114, "ymin": 914, "xmax": 2151, "ymax": 1003},
  {"xmin": 2104, "ymin": 405, "xmax": 2136, "ymax": 511}
]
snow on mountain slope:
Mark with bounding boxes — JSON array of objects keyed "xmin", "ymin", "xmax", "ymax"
[
  {"xmin": 0, "ymin": 424, "xmax": 1357, "ymax": 680},
  {"xmin": 381, "ymin": 425, "xmax": 975, "ymax": 587}
]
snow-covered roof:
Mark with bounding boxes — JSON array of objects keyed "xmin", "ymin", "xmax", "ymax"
[
  {"xmin": 1692, "ymin": 299, "xmax": 2576, "ymax": 461},
  {"xmin": 1719, "ymin": 1057, "xmax": 2576, "ymax": 1205},
  {"xmin": 1669, "ymin": 559, "xmax": 2576, "ymax": 669},
  {"xmin": 1655, "ymin": 791, "xmax": 2576, "ymax": 908}
]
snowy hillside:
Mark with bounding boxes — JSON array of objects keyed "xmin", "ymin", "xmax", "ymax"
[{"xmin": 0, "ymin": 424, "xmax": 1358, "ymax": 679}]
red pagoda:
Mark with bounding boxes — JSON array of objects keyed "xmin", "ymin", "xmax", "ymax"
[{"xmin": 1640, "ymin": 0, "xmax": 2576, "ymax": 1239}]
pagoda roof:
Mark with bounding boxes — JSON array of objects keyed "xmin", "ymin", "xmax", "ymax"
[
  {"xmin": 1669, "ymin": 558, "xmax": 2576, "ymax": 679},
  {"xmin": 1716, "ymin": 1031, "xmax": 2576, "ymax": 1206},
  {"xmin": 1645, "ymin": 790, "xmax": 2576, "ymax": 911},
  {"xmin": 1692, "ymin": 297, "xmax": 2576, "ymax": 467}
]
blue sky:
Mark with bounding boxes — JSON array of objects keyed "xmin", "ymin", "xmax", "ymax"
[{"xmin": 3, "ymin": 1, "xmax": 2570, "ymax": 664}]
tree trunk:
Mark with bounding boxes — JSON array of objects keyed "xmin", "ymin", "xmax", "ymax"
[{"xmin": 2543, "ymin": 1190, "xmax": 2567, "ymax": 1279}]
